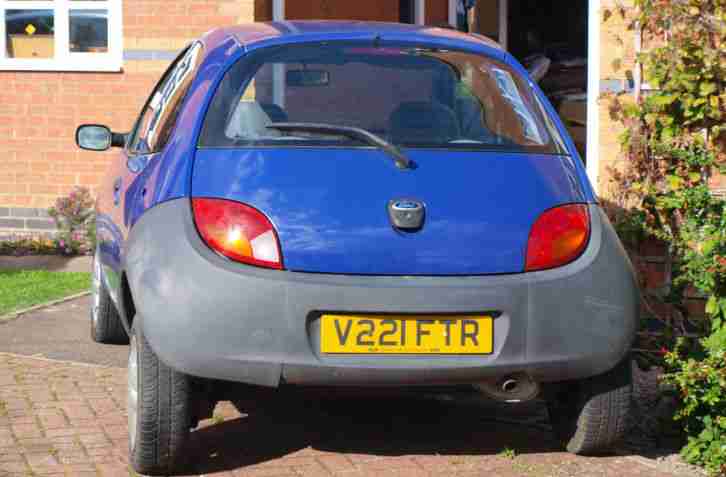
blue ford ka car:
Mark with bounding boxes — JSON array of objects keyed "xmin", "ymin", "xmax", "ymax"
[{"xmin": 76, "ymin": 21, "xmax": 638, "ymax": 475}]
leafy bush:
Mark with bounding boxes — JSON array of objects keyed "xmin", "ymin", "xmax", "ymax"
[
  {"xmin": 604, "ymin": 0, "xmax": 725, "ymax": 473},
  {"xmin": 47, "ymin": 186, "xmax": 96, "ymax": 255},
  {"xmin": 665, "ymin": 331, "xmax": 726, "ymax": 476},
  {"xmin": 0, "ymin": 235, "xmax": 59, "ymax": 256}
]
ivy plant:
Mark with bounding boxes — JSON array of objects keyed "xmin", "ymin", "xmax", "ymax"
[{"xmin": 604, "ymin": 1, "xmax": 725, "ymax": 474}]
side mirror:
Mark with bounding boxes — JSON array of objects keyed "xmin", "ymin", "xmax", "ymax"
[{"xmin": 76, "ymin": 124, "xmax": 124, "ymax": 151}]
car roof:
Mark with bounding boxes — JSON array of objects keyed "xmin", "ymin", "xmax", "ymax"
[{"xmin": 210, "ymin": 20, "xmax": 503, "ymax": 52}]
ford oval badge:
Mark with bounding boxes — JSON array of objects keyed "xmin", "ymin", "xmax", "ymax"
[{"xmin": 388, "ymin": 199, "xmax": 425, "ymax": 231}]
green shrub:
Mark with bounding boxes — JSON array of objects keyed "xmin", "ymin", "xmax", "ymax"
[
  {"xmin": 604, "ymin": 0, "xmax": 725, "ymax": 473},
  {"xmin": 665, "ymin": 329, "xmax": 726, "ymax": 476}
]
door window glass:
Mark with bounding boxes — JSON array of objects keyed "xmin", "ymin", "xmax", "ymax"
[{"xmin": 128, "ymin": 42, "xmax": 204, "ymax": 154}]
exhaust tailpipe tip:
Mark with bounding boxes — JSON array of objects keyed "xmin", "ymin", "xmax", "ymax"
[
  {"xmin": 474, "ymin": 373, "xmax": 539, "ymax": 403},
  {"xmin": 501, "ymin": 379, "xmax": 519, "ymax": 393}
]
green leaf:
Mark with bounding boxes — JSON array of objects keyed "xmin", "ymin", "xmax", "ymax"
[
  {"xmin": 653, "ymin": 94, "xmax": 677, "ymax": 107},
  {"xmin": 667, "ymin": 175, "xmax": 683, "ymax": 190},
  {"xmin": 706, "ymin": 296, "xmax": 718, "ymax": 315},
  {"xmin": 662, "ymin": 125, "xmax": 677, "ymax": 141},
  {"xmin": 700, "ymin": 82, "xmax": 717, "ymax": 96}
]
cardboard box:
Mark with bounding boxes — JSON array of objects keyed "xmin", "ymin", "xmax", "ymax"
[{"xmin": 8, "ymin": 34, "xmax": 54, "ymax": 58}]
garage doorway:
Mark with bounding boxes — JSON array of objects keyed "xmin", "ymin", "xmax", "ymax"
[
  {"xmin": 476, "ymin": 0, "xmax": 600, "ymax": 188},
  {"xmin": 267, "ymin": 0, "xmax": 602, "ymax": 190},
  {"xmin": 508, "ymin": 0, "xmax": 589, "ymax": 162}
]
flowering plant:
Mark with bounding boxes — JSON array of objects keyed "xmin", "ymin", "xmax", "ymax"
[{"xmin": 47, "ymin": 187, "xmax": 96, "ymax": 256}]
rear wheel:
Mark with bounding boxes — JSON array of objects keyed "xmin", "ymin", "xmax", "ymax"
[
  {"xmin": 90, "ymin": 249, "xmax": 128, "ymax": 344},
  {"xmin": 128, "ymin": 325, "xmax": 193, "ymax": 475},
  {"xmin": 546, "ymin": 359, "xmax": 632, "ymax": 455}
]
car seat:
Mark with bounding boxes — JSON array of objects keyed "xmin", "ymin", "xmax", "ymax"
[{"xmin": 389, "ymin": 101, "xmax": 460, "ymax": 144}]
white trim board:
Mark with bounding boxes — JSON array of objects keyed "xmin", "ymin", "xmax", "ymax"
[
  {"xmin": 415, "ymin": 0, "xmax": 425, "ymax": 25},
  {"xmin": 498, "ymin": 0, "xmax": 508, "ymax": 50},
  {"xmin": 586, "ymin": 0, "xmax": 601, "ymax": 193},
  {"xmin": 448, "ymin": 0, "xmax": 457, "ymax": 26}
]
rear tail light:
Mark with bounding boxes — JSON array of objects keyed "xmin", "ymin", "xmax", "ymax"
[
  {"xmin": 192, "ymin": 198, "xmax": 283, "ymax": 270},
  {"xmin": 525, "ymin": 204, "xmax": 590, "ymax": 272}
]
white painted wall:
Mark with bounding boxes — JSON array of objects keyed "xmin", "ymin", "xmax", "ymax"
[
  {"xmin": 586, "ymin": 0, "xmax": 601, "ymax": 193},
  {"xmin": 498, "ymin": 0, "xmax": 508, "ymax": 50},
  {"xmin": 415, "ymin": 0, "xmax": 425, "ymax": 25},
  {"xmin": 449, "ymin": 0, "xmax": 457, "ymax": 27}
]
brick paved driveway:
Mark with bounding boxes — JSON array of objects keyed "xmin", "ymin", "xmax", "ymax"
[{"xmin": 0, "ymin": 351, "xmax": 684, "ymax": 477}]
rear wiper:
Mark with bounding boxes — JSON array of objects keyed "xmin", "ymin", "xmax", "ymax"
[{"xmin": 266, "ymin": 122, "xmax": 413, "ymax": 170}]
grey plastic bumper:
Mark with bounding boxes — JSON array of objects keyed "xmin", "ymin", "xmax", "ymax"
[{"xmin": 125, "ymin": 199, "xmax": 638, "ymax": 388}]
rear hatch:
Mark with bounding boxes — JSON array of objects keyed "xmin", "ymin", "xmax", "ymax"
[{"xmin": 191, "ymin": 148, "xmax": 586, "ymax": 275}]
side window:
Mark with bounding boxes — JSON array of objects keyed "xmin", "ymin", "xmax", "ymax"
[{"xmin": 128, "ymin": 42, "xmax": 203, "ymax": 154}]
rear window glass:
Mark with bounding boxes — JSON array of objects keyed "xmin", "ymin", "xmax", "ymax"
[{"xmin": 199, "ymin": 42, "xmax": 566, "ymax": 154}]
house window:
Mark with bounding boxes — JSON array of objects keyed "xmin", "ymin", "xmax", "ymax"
[{"xmin": 0, "ymin": 0, "xmax": 122, "ymax": 71}]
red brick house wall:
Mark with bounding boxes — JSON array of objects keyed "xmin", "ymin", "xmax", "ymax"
[
  {"xmin": 1, "ymin": 0, "xmax": 722, "ymax": 234},
  {"xmin": 0, "ymin": 0, "xmax": 260, "ymax": 232}
]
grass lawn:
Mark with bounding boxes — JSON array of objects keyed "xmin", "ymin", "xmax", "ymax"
[{"xmin": 0, "ymin": 270, "xmax": 91, "ymax": 316}]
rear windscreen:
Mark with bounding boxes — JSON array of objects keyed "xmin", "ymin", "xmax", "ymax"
[{"xmin": 199, "ymin": 42, "xmax": 567, "ymax": 154}]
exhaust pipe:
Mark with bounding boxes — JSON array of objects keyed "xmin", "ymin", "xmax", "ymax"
[{"xmin": 474, "ymin": 373, "xmax": 540, "ymax": 403}]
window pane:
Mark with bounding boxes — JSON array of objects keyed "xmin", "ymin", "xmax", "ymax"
[
  {"xmin": 69, "ymin": 9, "xmax": 108, "ymax": 53},
  {"xmin": 200, "ymin": 43, "xmax": 565, "ymax": 154},
  {"xmin": 6, "ymin": 10, "xmax": 55, "ymax": 59}
]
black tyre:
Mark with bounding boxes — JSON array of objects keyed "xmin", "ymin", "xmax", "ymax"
[
  {"xmin": 90, "ymin": 249, "xmax": 129, "ymax": 344},
  {"xmin": 128, "ymin": 325, "xmax": 193, "ymax": 475},
  {"xmin": 546, "ymin": 359, "xmax": 632, "ymax": 455}
]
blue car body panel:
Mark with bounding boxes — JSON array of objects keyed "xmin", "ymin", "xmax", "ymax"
[
  {"xmin": 192, "ymin": 148, "xmax": 587, "ymax": 275},
  {"xmin": 96, "ymin": 20, "xmax": 597, "ymax": 296},
  {"xmin": 90, "ymin": 21, "xmax": 639, "ymax": 392}
]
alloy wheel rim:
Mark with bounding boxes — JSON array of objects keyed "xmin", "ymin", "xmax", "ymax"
[
  {"xmin": 91, "ymin": 251, "xmax": 101, "ymax": 326},
  {"xmin": 128, "ymin": 335, "xmax": 138, "ymax": 451}
]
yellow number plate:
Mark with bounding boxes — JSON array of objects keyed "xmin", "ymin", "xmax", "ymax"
[{"xmin": 320, "ymin": 314, "xmax": 493, "ymax": 354}]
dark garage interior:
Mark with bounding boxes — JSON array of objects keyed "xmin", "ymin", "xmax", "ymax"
[{"xmin": 507, "ymin": 0, "xmax": 589, "ymax": 159}]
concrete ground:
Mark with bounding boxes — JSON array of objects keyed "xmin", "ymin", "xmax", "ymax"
[
  {"xmin": 0, "ymin": 297, "xmax": 127, "ymax": 367},
  {"xmin": 0, "ymin": 256, "xmax": 92, "ymax": 274},
  {"xmin": 0, "ymin": 297, "xmax": 692, "ymax": 477}
]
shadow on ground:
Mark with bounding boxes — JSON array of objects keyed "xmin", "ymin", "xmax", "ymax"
[{"xmin": 183, "ymin": 392, "xmax": 559, "ymax": 474}]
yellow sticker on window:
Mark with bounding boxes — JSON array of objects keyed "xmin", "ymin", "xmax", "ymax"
[{"xmin": 25, "ymin": 24, "xmax": 36, "ymax": 36}]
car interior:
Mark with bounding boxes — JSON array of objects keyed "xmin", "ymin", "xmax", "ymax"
[{"xmin": 199, "ymin": 45, "xmax": 561, "ymax": 154}]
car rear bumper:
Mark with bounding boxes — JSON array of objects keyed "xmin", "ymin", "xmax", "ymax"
[{"xmin": 124, "ymin": 199, "xmax": 638, "ymax": 387}]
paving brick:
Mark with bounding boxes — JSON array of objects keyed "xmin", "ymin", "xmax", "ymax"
[
  {"xmin": 0, "ymin": 352, "xmax": 686, "ymax": 477},
  {"xmin": 94, "ymin": 463, "xmax": 131, "ymax": 477},
  {"xmin": 25, "ymin": 452, "xmax": 60, "ymax": 468},
  {"xmin": 317, "ymin": 455, "xmax": 357, "ymax": 473},
  {"xmin": 0, "ymin": 451, "xmax": 23, "ymax": 462},
  {"xmin": 0, "ymin": 461, "xmax": 29, "ymax": 473},
  {"xmin": 11, "ymin": 423, "xmax": 43, "ymax": 439}
]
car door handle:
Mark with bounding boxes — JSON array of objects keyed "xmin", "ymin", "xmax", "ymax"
[{"xmin": 113, "ymin": 178, "xmax": 122, "ymax": 206}]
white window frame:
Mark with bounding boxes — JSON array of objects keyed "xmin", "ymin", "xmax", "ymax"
[{"xmin": 0, "ymin": 0, "xmax": 122, "ymax": 71}]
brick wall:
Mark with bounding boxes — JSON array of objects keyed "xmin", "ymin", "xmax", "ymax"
[
  {"xmin": 596, "ymin": 0, "xmax": 726, "ymax": 197},
  {"xmin": 0, "ymin": 207, "xmax": 54, "ymax": 235},
  {"xmin": 0, "ymin": 0, "xmax": 261, "ymax": 233},
  {"xmin": 1, "ymin": 0, "xmax": 723, "ymax": 235}
]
